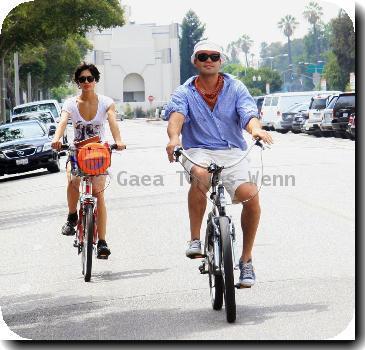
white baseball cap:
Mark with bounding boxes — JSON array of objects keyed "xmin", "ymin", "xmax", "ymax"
[{"xmin": 190, "ymin": 40, "xmax": 225, "ymax": 65}]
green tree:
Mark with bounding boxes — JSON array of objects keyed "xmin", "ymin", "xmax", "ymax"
[
  {"xmin": 179, "ymin": 10, "xmax": 206, "ymax": 84},
  {"xmin": 50, "ymin": 84, "xmax": 77, "ymax": 102},
  {"xmin": 323, "ymin": 51, "xmax": 345, "ymax": 90},
  {"xmin": 329, "ymin": 10, "xmax": 355, "ymax": 90},
  {"xmin": 221, "ymin": 65, "xmax": 282, "ymax": 94},
  {"xmin": 277, "ymin": 15, "xmax": 299, "ymax": 66},
  {"xmin": 303, "ymin": 1, "xmax": 323, "ymax": 63},
  {"xmin": 0, "ymin": 0, "xmax": 125, "ymax": 121}
]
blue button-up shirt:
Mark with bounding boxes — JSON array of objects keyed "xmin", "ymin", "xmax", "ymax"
[{"xmin": 165, "ymin": 73, "xmax": 258, "ymax": 150}]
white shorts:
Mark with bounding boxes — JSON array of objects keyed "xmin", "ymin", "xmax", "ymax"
[{"xmin": 181, "ymin": 148, "xmax": 252, "ymax": 204}]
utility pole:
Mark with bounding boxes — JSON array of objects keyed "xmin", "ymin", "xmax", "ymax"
[
  {"xmin": 14, "ymin": 52, "xmax": 20, "ymax": 106},
  {"xmin": 27, "ymin": 72, "xmax": 32, "ymax": 103}
]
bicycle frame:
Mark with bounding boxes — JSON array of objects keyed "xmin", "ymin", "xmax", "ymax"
[{"xmin": 76, "ymin": 176, "xmax": 98, "ymax": 253}]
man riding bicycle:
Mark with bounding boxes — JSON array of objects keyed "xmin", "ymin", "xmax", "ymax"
[
  {"xmin": 165, "ymin": 41, "xmax": 273, "ymax": 288},
  {"xmin": 51, "ymin": 62, "xmax": 126, "ymax": 259}
]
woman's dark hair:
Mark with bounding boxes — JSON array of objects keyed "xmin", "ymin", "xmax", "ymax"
[{"xmin": 74, "ymin": 62, "xmax": 100, "ymax": 84}]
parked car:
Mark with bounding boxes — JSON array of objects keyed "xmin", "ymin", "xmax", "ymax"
[
  {"xmin": 160, "ymin": 104, "xmax": 168, "ymax": 121},
  {"xmin": 0, "ymin": 120, "xmax": 60, "ymax": 176},
  {"xmin": 261, "ymin": 91, "xmax": 322, "ymax": 130},
  {"xmin": 253, "ymin": 96, "xmax": 265, "ymax": 120},
  {"xmin": 13, "ymin": 99, "xmax": 62, "ymax": 122},
  {"xmin": 320, "ymin": 95, "xmax": 340, "ymax": 137},
  {"xmin": 276, "ymin": 102, "xmax": 310, "ymax": 133},
  {"xmin": 347, "ymin": 113, "xmax": 356, "ymax": 140},
  {"xmin": 292, "ymin": 109, "xmax": 309, "ymax": 134},
  {"xmin": 332, "ymin": 92, "xmax": 356, "ymax": 138},
  {"xmin": 10, "ymin": 110, "xmax": 68, "ymax": 144},
  {"xmin": 304, "ymin": 92, "xmax": 341, "ymax": 137},
  {"xmin": 116, "ymin": 109, "xmax": 125, "ymax": 121}
]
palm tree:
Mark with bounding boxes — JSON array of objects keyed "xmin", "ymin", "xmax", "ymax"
[
  {"xmin": 303, "ymin": 1, "xmax": 323, "ymax": 63},
  {"xmin": 277, "ymin": 15, "xmax": 299, "ymax": 66},
  {"xmin": 227, "ymin": 41, "xmax": 240, "ymax": 64},
  {"xmin": 238, "ymin": 34, "xmax": 253, "ymax": 68}
]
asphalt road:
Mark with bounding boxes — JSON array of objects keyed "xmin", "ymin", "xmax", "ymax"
[{"xmin": 0, "ymin": 119, "xmax": 355, "ymax": 340}]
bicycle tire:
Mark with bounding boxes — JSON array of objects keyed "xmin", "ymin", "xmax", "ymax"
[
  {"xmin": 219, "ymin": 216, "xmax": 236, "ymax": 323},
  {"xmin": 82, "ymin": 204, "xmax": 94, "ymax": 282},
  {"xmin": 206, "ymin": 220, "xmax": 223, "ymax": 310}
]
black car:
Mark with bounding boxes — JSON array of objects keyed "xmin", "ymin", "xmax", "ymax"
[
  {"xmin": 0, "ymin": 120, "xmax": 60, "ymax": 176},
  {"xmin": 11, "ymin": 110, "xmax": 68, "ymax": 144},
  {"xmin": 291, "ymin": 110, "xmax": 309, "ymax": 134},
  {"xmin": 332, "ymin": 92, "xmax": 355, "ymax": 138}
]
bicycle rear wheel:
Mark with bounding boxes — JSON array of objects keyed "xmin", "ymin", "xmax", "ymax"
[
  {"xmin": 219, "ymin": 216, "xmax": 236, "ymax": 323},
  {"xmin": 82, "ymin": 203, "xmax": 94, "ymax": 282},
  {"xmin": 206, "ymin": 220, "xmax": 223, "ymax": 310}
]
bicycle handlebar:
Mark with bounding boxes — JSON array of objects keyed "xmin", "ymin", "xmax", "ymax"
[
  {"xmin": 174, "ymin": 139, "xmax": 264, "ymax": 170},
  {"xmin": 60, "ymin": 143, "xmax": 126, "ymax": 151}
]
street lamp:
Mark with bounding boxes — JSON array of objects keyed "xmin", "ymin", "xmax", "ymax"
[{"xmin": 260, "ymin": 53, "xmax": 288, "ymax": 70}]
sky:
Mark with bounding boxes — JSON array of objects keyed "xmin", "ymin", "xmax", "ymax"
[{"xmin": 123, "ymin": 0, "xmax": 355, "ymax": 58}]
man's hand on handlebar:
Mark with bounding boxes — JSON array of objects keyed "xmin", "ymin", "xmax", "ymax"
[
  {"xmin": 166, "ymin": 137, "xmax": 181, "ymax": 163},
  {"xmin": 251, "ymin": 127, "xmax": 274, "ymax": 145}
]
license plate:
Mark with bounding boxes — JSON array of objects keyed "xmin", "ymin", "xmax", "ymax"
[
  {"xmin": 343, "ymin": 113, "xmax": 348, "ymax": 118},
  {"xmin": 16, "ymin": 158, "xmax": 29, "ymax": 165}
]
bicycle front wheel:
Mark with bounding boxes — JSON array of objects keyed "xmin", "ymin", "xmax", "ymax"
[
  {"xmin": 82, "ymin": 203, "xmax": 94, "ymax": 282},
  {"xmin": 206, "ymin": 221, "xmax": 223, "ymax": 310},
  {"xmin": 219, "ymin": 216, "xmax": 236, "ymax": 323}
]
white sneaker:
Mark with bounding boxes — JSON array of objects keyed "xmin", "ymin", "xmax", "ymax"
[{"xmin": 186, "ymin": 240, "xmax": 203, "ymax": 259}]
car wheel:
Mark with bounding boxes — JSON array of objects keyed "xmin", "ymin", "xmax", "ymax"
[
  {"xmin": 292, "ymin": 130, "xmax": 300, "ymax": 134},
  {"xmin": 276, "ymin": 129, "xmax": 289, "ymax": 134},
  {"xmin": 334, "ymin": 131, "xmax": 342, "ymax": 138},
  {"xmin": 47, "ymin": 156, "xmax": 60, "ymax": 173}
]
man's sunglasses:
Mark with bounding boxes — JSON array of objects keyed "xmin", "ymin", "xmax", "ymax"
[
  {"xmin": 196, "ymin": 53, "xmax": 221, "ymax": 62},
  {"xmin": 78, "ymin": 76, "xmax": 95, "ymax": 83}
]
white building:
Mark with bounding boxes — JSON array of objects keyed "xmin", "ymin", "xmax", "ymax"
[{"xmin": 85, "ymin": 11, "xmax": 180, "ymax": 112}]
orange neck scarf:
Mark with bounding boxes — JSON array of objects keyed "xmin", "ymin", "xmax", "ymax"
[{"xmin": 194, "ymin": 74, "xmax": 224, "ymax": 111}]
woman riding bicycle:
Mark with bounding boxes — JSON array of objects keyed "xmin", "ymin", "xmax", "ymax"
[{"xmin": 51, "ymin": 62, "xmax": 126, "ymax": 258}]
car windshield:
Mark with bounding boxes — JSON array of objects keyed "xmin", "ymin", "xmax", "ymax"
[
  {"xmin": 0, "ymin": 123, "xmax": 45, "ymax": 143},
  {"xmin": 336, "ymin": 95, "xmax": 355, "ymax": 109},
  {"xmin": 14, "ymin": 103, "xmax": 58, "ymax": 118},
  {"xmin": 326, "ymin": 96, "xmax": 338, "ymax": 109},
  {"xmin": 309, "ymin": 98, "xmax": 327, "ymax": 110},
  {"xmin": 263, "ymin": 97, "xmax": 272, "ymax": 106},
  {"xmin": 12, "ymin": 113, "xmax": 54, "ymax": 124}
]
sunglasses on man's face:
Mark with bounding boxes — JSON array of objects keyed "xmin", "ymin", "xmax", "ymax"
[
  {"xmin": 196, "ymin": 53, "xmax": 221, "ymax": 62},
  {"xmin": 78, "ymin": 75, "xmax": 95, "ymax": 83}
]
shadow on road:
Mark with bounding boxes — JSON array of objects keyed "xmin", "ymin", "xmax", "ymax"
[
  {"xmin": 0, "ymin": 170, "xmax": 50, "ymax": 183},
  {"xmin": 1, "ymin": 290, "xmax": 330, "ymax": 340},
  {"xmin": 89, "ymin": 268, "xmax": 168, "ymax": 283}
]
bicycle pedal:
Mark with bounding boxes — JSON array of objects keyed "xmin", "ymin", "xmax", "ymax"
[
  {"xmin": 235, "ymin": 283, "xmax": 252, "ymax": 289},
  {"xmin": 97, "ymin": 255, "xmax": 109, "ymax": 260},
  {"xmin": 188, "ymin": 254, "xmax": 206, "ymax": 260}
]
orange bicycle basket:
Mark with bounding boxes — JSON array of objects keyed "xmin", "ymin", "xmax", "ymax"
[{"xmin": 77, "ymin": 143, "xmax": 111, "ymax": 175}]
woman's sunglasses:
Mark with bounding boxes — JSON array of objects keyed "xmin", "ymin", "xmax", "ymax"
[
  {"xmin": 78, "ymin": 76, "xmax": 95, "ymax": 83},
  {"xmin": 196, "ymin": 53, "xmax": 221, "ymax": 62}
]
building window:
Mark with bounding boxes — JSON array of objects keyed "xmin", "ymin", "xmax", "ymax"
[{"xmin": 123, "ymin": 73, "xmax": 145, "ymax": 102}]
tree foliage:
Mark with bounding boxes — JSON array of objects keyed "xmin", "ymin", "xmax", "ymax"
[
  {"xmin": 221, "ymin": 64, "xmax": 282, "ymax": 95},
  {"xmin": 328, "ymin": 10, "xmax": 355, "ymax": 89},
  {"xmin": 0, "ymin": 0, "xmax": 125, "ymax": 54},
  {"xmin": 179, "ymin": 10, "xmax": 206, "ymax": 84}
]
